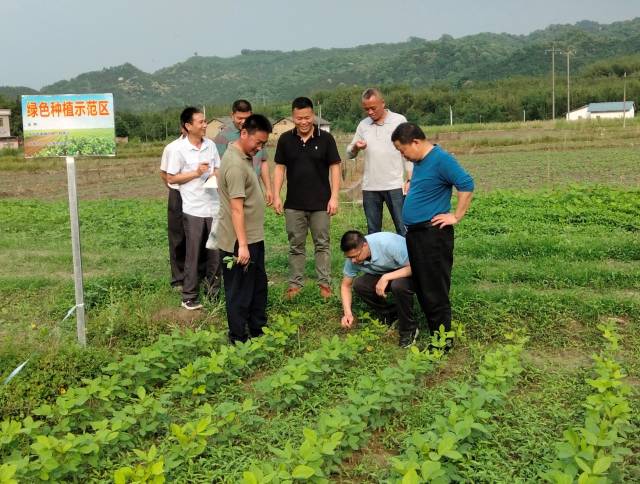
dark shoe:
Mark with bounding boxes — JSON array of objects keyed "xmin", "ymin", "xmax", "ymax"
[
  {"xmin": 181, "ymin": 299, "xmax": 203, "ymax": 310},
  {"xmin": 285, "ymin": 286, "xmax": 301, "ymax": 300},
  {"xmin": 399, "ymin": 328, "xmax": 419, "ymax": 348},
  {"xmin": 319, "ymin": 284, "xmax": 332, "ymax": 300},
  {"xmin": 379, "ymin": 312, "xmax": 398, "ymax": 327}
]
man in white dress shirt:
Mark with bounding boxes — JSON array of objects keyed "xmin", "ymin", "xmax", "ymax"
[
  {"xmin": 160, "ymin": 129, "xmax": 186, "ymax": 290},
  {"xmin": 166, "ymin": 107, "xmax": 222, "ymax": 310}
]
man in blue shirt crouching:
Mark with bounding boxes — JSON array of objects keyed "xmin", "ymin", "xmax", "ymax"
[
  {"xmin": 340, "ymin": 230, "xmax": 419, "ymax": 347},
  {"xmin": 391, "ymin": 122, "xmax": 474, "ymax": 350}
]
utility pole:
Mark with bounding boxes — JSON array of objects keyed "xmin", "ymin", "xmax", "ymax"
[
  {"xmin": 623, "ymin": 71, "xmax": 627, "ymax": 128},
  {"xmin": 449, "ymin": 105, "xmax": 453, "ymax": 125},
  {"xmin": 566, "ymin": 49, "xmax": 575, "ymax": 119},
  {"xmin": 545, "ymin": 43, "xmax": 561, "ymax": 120}
]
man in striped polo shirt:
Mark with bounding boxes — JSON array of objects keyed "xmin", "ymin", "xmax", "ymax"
[{"xmin": 214, "ymin": 99, "xmax": 273, "ymax": 206}]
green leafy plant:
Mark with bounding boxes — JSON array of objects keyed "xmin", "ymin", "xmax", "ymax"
[
  {"xmin": 114, "ymin": 445, "xmax": 165, "ymax": 484},
  {"xmin": 223, "ymin": 255, "xmax": 253, "ymax": 272},
  {"xmin": 255, "ymin": 328, "xmax": 381, "ymax": 409},
  {"xmin": 242, "ymin": 326, "xmax": 462, "ymax": 483},
  {"xmin": 390, "ymin": 332, "xmax": 527, "ymax": 483},
  {"xmin": 541, "ymin": 321, "xmax": 635, "ymax": 484}
]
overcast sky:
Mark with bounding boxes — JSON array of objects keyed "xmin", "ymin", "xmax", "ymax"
[{"xmin": 4, "ymin": 0, "xmax": 640, "ymax": 89}]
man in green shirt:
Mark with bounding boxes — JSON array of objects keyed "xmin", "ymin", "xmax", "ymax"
[
  {"xmin": 214, "ymin": 99, "xmax": 273, "ymax": 206},
  {"xmin": 217, "ymin": 114, "xmax": 273, "ymax": 344}
]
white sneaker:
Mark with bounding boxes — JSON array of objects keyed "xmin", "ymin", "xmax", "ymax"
[{"xmin": 181, "ymin": 299, "xmax": 203, "ymax": 310}]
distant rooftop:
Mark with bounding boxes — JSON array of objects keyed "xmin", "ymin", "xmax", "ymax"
[
  {"xmin": 276, "ymin": 116, "xmax": 331, "ymax": 125},
  {"xmin": 208, "ymin": 116, "xmax": 232, "ymax": 125},
  {"xmin": 587, "ymin": 102, "xmax": 635, "ymax": 113}
]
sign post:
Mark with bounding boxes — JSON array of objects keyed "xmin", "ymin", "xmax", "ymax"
[
  {"xmin": 65, "ymin": 156, "xmax": 86, "ymax": 346},
  {"xmin": 22, "ymin": 93, "xmax": 115, "ymax": 346}
]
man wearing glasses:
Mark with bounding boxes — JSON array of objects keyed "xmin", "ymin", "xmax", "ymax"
[{"xmin": 339, "ymin": 230, "xmax": 418, "ymax": 348}]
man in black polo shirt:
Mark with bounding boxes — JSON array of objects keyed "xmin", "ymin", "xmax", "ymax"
[{"xmin": 273, "ymin": 97, "xmax": 341, "ymax": 300}]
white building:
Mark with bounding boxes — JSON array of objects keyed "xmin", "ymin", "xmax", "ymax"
[
  {"xmin": 567, "ymin": 102, "xmax": 635, "ymax": 121},
  {"xmin": 0, "ymin": 109, "xmax": 10, "ymax": 138},
  {"xmin": 0, "ymin": 108, "xmax": 19, "ymax": 149},
  {"xmin": 205, "ymin": 116, "xmax": 232, "ymax": 140}
]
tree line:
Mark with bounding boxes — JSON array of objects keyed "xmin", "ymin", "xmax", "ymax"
[
  {"xmin": 316, "ymin": 72, "xmax": 639, "ymax": 131},
  {"xmin": 2, "ymin": 55, "xmax": 638, "ymax": 143}
]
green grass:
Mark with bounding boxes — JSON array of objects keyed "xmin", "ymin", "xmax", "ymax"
[{"xmin": 1, "ymin": 131, "xmax": 639, "ymax": 482}]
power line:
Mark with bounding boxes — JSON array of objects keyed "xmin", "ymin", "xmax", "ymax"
[
  {"xmin": 565, "ymin": 49, "xmax": 576, "ymax": 118},
  {"xmin": 545, "ymin": 43, "xmax": 562, "ymax": 120}
]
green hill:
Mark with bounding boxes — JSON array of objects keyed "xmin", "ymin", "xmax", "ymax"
[{"xmin": 3, "ymin": 18, "xmax": 640, "ymax": 111}]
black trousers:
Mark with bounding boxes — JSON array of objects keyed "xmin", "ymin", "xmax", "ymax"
[
  {"xmin": 362, "ymin": 189, "xmax": 406, "ymax": 236},
  {"xmin": 182, "ymin": 213, "xmax": 221, "ymax": 301},
  {"xmin": 221, "ymin": 241, "xmax": 268, "ymax": 343},
  {"xmin": 167, "ymin": 188, "xmax": 186, "ymax": 287},
  {"xmin": 352, "ymin": 272, "xmax": 417, "ymax": 334},
  {"xmin": 406, "ymin": 224, "xmax": 454, "ymax": 333}
]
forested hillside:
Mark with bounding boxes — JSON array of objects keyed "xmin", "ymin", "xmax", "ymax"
[{"xmin": 2, "ymin": 18, "xmax": 639, "ymax": 112}]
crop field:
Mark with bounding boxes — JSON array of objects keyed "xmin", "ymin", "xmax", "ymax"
[{"xmin": 0, "ymin": 120, "xmax": 638, "ymax": 483}]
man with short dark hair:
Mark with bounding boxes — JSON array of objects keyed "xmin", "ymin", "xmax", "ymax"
[
  {"xmin": 391, "ymin": 122, "xmax": 474, "ymax": 347},
  {"xmin": 340, "ymin": 230, "xmax": 418, "ymax": 348},
  {"xmin": 166, "ymin": 107, "xmax": 222, "ymax": 310},
  {"xmin": 214, "ymin": 99, "xmax": 273, "ymax": 206},
  {"xmin": 217, "ymin": 114, "xmax": 273, "ymax": 343},
  {"xmin": 273, "ymin": 96, "xmax": 341, "ymax": 300},
  {"xmin": 347, "ymin": 88, "xmax": 410, "ymax": 236}
]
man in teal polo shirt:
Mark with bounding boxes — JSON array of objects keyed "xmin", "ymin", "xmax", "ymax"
[
  {"xmin": 392, "ymin": 122, "xmax": 474, "ymax": 349},
  {"xmin": 214, "ymin": 99, "xmax": 273, "ymax": 206}
]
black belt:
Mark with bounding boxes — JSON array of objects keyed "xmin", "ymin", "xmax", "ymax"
[{"xmin": 405, "ymin": 221, "xmax": 435, "ymax": 232}]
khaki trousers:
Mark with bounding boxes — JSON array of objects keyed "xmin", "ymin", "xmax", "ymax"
[{"xmin": 284, "ymin": 209, "xmax": 331, "ymax": 288}]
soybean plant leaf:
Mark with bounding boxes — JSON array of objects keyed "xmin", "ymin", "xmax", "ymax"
[
  {"xmin": 443, "ymin": 450, "xmax": 463, "ymax": 460},
  {"xmin": 557, "ymin": 443, "xmax": 577, "ymax": 459},
  {"xmin": 574, "ymin": 456, "xmax": 592, "ymax": 474},
  {"xmin": 113, "ymin": 468, "xmax": 130, "ymax": 484},
  {"xmin": 292, "ymin": 465, "xmax": 315, "ymax": 479},
  {"xmin": 148, "ymin": 444, "xmax": 158, "ymax": 460},
  {"xmin": 592, "ymin": 456, "xmax": 612, "ymax": 474},
  {"xmin": 401, "ymin": 468, "xmax": 420, "ymax": 484},
  {"xmin": 151, "ymin": 460, "xmax": 164, "ymax": 475},
  {"xmin": 302, "ymin": 428, "xmax": 317, "ymax": 443},
  {"xmin": 421, "ymin": 460, "xmax": 443, "ymax": 478},
  {"xmin": 242, "ymin": 472, "xmax": 259, "ymax": 484}
]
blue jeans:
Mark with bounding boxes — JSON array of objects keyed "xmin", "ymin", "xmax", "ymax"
[{"xmin": 362, "ymin": 189, "xmax": 406, "ymax": 236}]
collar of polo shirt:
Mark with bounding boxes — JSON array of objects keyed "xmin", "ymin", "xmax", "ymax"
[{"xmin": 294, "ymin": 124, "xmax": 321, "ymax": 139}]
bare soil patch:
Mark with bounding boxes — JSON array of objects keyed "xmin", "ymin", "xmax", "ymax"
[
  {"xmin": 523, "ymin": 347, "xmax": 592, "ymax": 371},
  {"xmin": 151, "ymin": 306, "xmax": 209, "ymax": 329}
]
